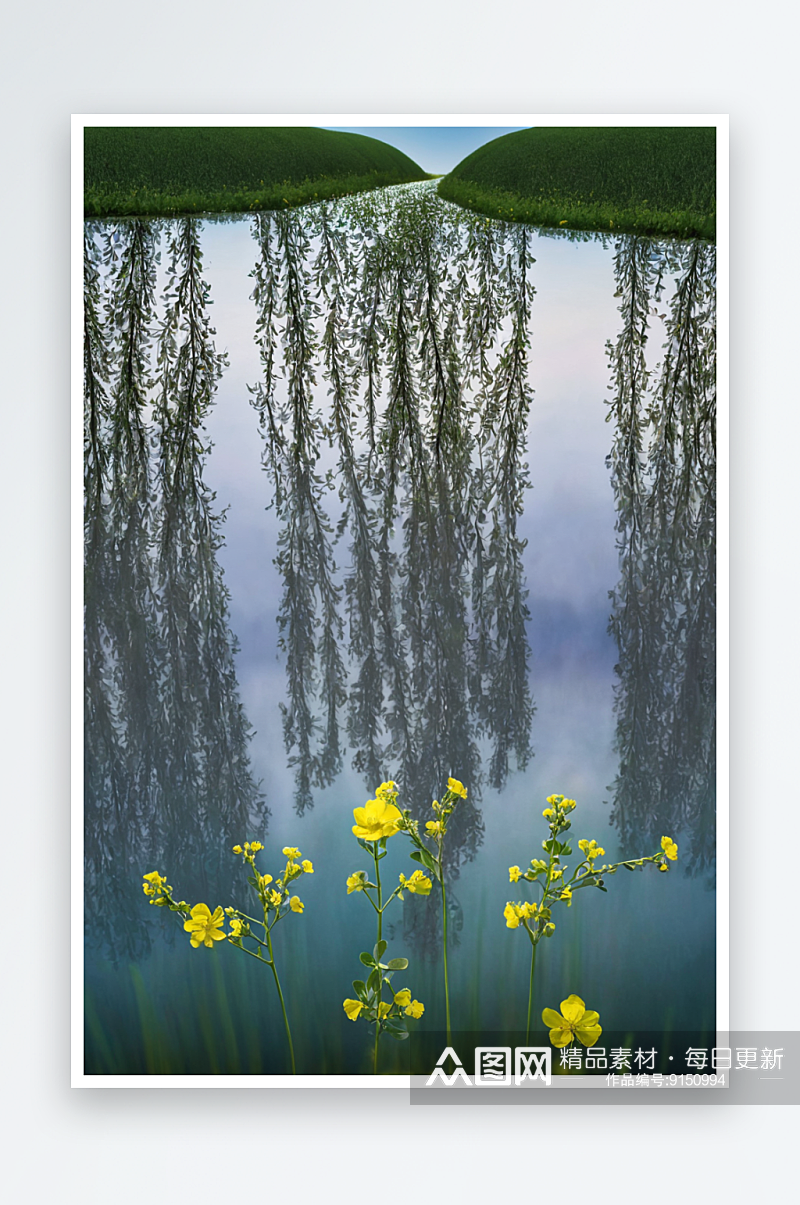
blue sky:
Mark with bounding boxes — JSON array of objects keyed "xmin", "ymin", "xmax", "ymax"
[{"xmin": 323, "ymin": 126, "xmax": 527, "ymax": 175}]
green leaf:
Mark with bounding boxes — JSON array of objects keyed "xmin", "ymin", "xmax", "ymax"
[
  {"xmin": 373, "ymin": 940, "xmax": 388, "ymax": 961},
  {"xmin": 360, "ymin": 951, "xmax": 375, "ymax": 967},
  {"xmin": 391, "ymin": 1030, "xmax": 410, "ymax": 1040},
  {"xmin": 560, "ymin": 844, "xmax": 572, "ymax": 856},
  {"xmin": 366, "ymin": 968, "xmax": 380, "ymax": 992},
  {"xmin": 387, "ymin": 957, "xmax": 408, "ymax": 970},
  {"xmin": 357, "ymin": 838, "xmax": 373, "ymax": 854},
  {"xmin": 352, "ymin": 979, "xmax": 367, "ymax": 998},
  {"xmin": 410, "ymin": 848, "xmax": 437, "ymax": 873}
]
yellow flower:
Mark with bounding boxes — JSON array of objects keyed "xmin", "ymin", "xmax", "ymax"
[
  {"xmin": 399, "ymin": 869, "xmax": 432, "ymax": 895},
  {"xmin": 375, "ymin": 780, "xmax": 398, "ymax": 798},
  {"xmin": 393, "ymin": 988, "xmax": 412, "ymax": 1008},
  {"xmin": 268, "ymin": 889, "xmax": 282, "ymax": 908},
  {"xmin": 560, "ymin": 887, "xmax": 573, "ymax": 905},
  {"xmin": 250, "ymin": 841, "xmax": 263, "ymax": 852},
  {"xmin": 425, "ymin": 820, "xmax": 443, "ymax": 837},
  {"xmin": 259, "ymin": 873, "xmax": 273, "ymax": 888},
  {"xmin": 543, "ymin": 808, "xmax": 555, "ymax": 819},
  {"xmin": 405, "ymin": 1000, "xmax": 424, "ymax": 1019},
  {"xmin": 352, "ymin": 797, "xmax": 403, "ymax": 840},
  {"xmin": 346, "ymin": 871, "xmax": 367, "ymax": 894},
  {"xmin": 447, "ymin": 777, "xmax": 468, "ymax": 799},
  {"xmin": 378, "ymin": 1001, "xmax": 392, "ymax": 1018},
  {"xmin": 509, "ymin": 866, "xmax": 522, "ymax": 883},
  {"xmin": 661, "ymin": 836, "xmax": 678, "ymax": 861},
  {"xmin": 229, "ymin": 917, "xmax": 245, "ymax": 938},
  {"xmin": 542, "ymin": 995, "xmax": 602, "ymax": 1047},
  {"xmin": 288, "ymin": 896, "xmax": 304, "ymax": 914},
  {"xmin": 142, "ymin": 871, "xmax": 168, "ymax": 898},
  {"xmin": 343, "ymin": 998, "xmax": 363, "ymax": 1021},
  {"xmin": 183, "ymin": 903, "xmax": 227, "ymax": 949},
  {"xmin": 231, "ymin": 845, "xmax": 242, "ymax": 855},
  {"xmin": 282, "ymin": 847, "xmax": 301, "ymax": 859},
  {"xmin": 504, "ymin": 901, "xmax": 537, "ymax": 928},
  {"xmin": 301, "ymin": 860, "xmax": 314, "ymax": 874}
]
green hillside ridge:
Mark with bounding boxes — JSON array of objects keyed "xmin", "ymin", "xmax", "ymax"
[
  {"xmin": 438, "ymin": 127, "xmax": 716, "ymax": 240},
  {"xmin": 84, "ymin": 126, "xmax": 430, "ymax": 218}
]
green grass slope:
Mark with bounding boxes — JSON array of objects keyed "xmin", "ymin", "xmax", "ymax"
[
  {"xmin": 439, "ymin": 127, "xmax": 716, "ymax": 240},
  {"xmin": 84, "ymin": 126, "xmax": 429, "ymax": 218}
]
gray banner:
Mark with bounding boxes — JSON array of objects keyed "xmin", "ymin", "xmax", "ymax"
[{"xmin": 409, "ymin": 1033, "xmax": 799, "ymax": 1106}]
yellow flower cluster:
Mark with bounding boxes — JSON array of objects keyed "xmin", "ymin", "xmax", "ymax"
[
  {"xmin": 447, "ymin": 777, "xmax": 468, "ymax": 799},
  {"xmin": 142, "ymin": 871, "xmax": 170, "ymax": 905},
  {"xmin": 504, "ymin": 900, "xmax": 538, "ymax": 929},
  {"xmin": 661, "ymin": 836, "xmax": 678, "ymax": 861},
  {"xmin": 399, "ymin": 869, "xmax": 432, "ymax": 896},
  {"xmin": 342, "ymin": 990, "xmax": 424, "ymax": 1023},
  {"xmin": 578, "ymin": 839, "xmax": 605, "ymax": 861},
  {"xmin": 542, "ymin": 794, "xmax": 577, "ymax": 820}
]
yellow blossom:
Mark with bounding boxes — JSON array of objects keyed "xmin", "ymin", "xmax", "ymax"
[
  {"xmin": 289, "ymin": 896, "xmax": 304, "ymax": 914},
  {"xmin": 301, "ymin": 860, "xmax": 314, "ymax": 874},
  {"xmin": 504, "ymin": 902, "xmax": 521, "ymax": 929},
  {"xmin": 399, "ymin": 869, "xmax": 432, "ymax": 895},
  {"xmin": 268, "ymin": 889, "xmax": 282, "ymax": 908},
  {"xmin": 183, "ymin": 903, "xmax": 227, "ymax": 949},
  {"xmin": 249, "ymin": 841, "xmax": 263, "ymax": 852},
  {"xmin": 579, "ymin": 839, "xmax": 605, "ymax": 860},
  {"xmin": 343, "ymin": 998, "xmax": 363, "ymax": 1021},
  {"xmin": 378, "ymin": 1002, "xmax": 392, "ymax": 1018},
  {"xmin": 352, "ymin": 797, "xmax": 403, "ymax": 840},
  {"xmin": 447, "ymin": 777, "xmax": 468, "ymax": 799},
  {"xmin": 142, "ymin": 871, "xmax": 168, "ymax": 898},
  {"xmin": 229, "ymin": 917, "xmax": 245, "ymax": 938},
  {"xmin": 542, "ymin": 995, "xmax": 602, "ymax": 1047},
  {"xmin": 560, "ymin": 887, "xmax": 573, "ymax": 905},
  {"xmin": 259, "ymin": 873, "xmax": 273, "ymax": 888},
  {"xmin": 393, "ymin": 988, "xmax": 412, "ymax": 1008},
  {"xmin": 282, "ymin": 847, "xmax": 301, "ymax": 859},
  {"xmin": 661, "ymin": 836, "xmax": 678, "ymax": 861},
  {"xmin": 231, "ymin": 845, "xmax": 242, "ymax": 855},
  {"xmin": 405, "ymin": 1000, "xmax": 424, "ymax": 1019},
  {"xmin": 346, "ymin": 872, "xmax": 367, "ymax": 894},
  {"xmin": 375, "ymin": 780, "xmax": 398, "ymax": 798},
  {"xmin": 426, "ymin": 820, "xmax": 443, "ymax": 837},
  {"xmin": 509, "ymin": 866, "xmax": 522, "ymax": 883}
]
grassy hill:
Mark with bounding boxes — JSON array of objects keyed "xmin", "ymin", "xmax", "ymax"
[
  {"xmin": 84, "ymin": 126, "xmax": 429, "ymax": 218},
  {"xmin": 438, "ymin": 127, "xmax": 716, "ymax": 240}
]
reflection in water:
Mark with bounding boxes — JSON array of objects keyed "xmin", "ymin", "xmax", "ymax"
[
  {"xmin": 250, "ymin": 188, "xmax": 537, "ymax": 952},
  {"xmin": 606, "ymin": 236, "xmax": 716, "ymax": 878},
  {"xmin": 84, "ymin": 219, "xmax": 267, "ymax": 961},
  {"xmin": 84, "ymin": 187, "xmax": 716, "ymax": 975}
]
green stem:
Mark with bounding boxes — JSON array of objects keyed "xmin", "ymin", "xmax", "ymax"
[
  {"xmin": 373, "ymin": 844, "xmax": 382, "ymax": 1075},
  {"xmin": 526, "ymin": 937, "xmax": 538, "ymax": 1044},
  {"xmin": 441, "ymin": 874, "xmax": 451, "ymax": 1045},
  {"xmin": 265, "ymin": 926, "xmax": 296, "ymax": 1075}
]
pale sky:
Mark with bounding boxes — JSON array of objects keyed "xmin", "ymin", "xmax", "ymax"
[{"xmin": 323, "ymin": 126, "xmax": 527, "ymax": 175}]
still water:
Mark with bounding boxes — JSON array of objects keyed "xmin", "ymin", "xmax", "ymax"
[{"xmin": 84, "ymin": 182, "xmax": 716, "ymax": 1074}]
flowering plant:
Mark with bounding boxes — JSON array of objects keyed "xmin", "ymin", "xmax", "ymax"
[
  {"xmin": 344, "ymin": 781, "xmax": 428, "ymax": 1072},
  {"xmin": 142, "ymin": 840, "xmax": 314, "ymax": 1073},
  {"xmin": 505, "ymin": 793, "xmax": 677, "ymax": 1040}
]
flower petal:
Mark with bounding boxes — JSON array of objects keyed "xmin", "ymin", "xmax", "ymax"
[
  {"xmin": 548, "ymin": 1026, "xmax": 573, "ymax": 1047},
  {"xmin": 575, "ymin": 1023, "xmax": 603, "ymax": 1046},
  {"xmin": 542, "ymin": 1008, "xmax": 566, "ymax": 1029},
  {"xmin": 560, "ymin": 995, "xmax": 586, "ymax": 1024}
]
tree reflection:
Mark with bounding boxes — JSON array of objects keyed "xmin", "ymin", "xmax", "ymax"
[
  {"xmin": 84, "ymin": 219, "xmax": 267, "ymax": 962},
  {"xmin": 606, "ymin": 235, "xmax": 716, "ymax": 878},
  {"xmin": 250, "ymin": 188, "xmax": 537, "ymax": 952}
]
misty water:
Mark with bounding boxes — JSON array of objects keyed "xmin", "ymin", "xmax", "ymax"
[{"xmin": 84, "ymin": 182, "xmax": 715, "ymax": 1074}]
